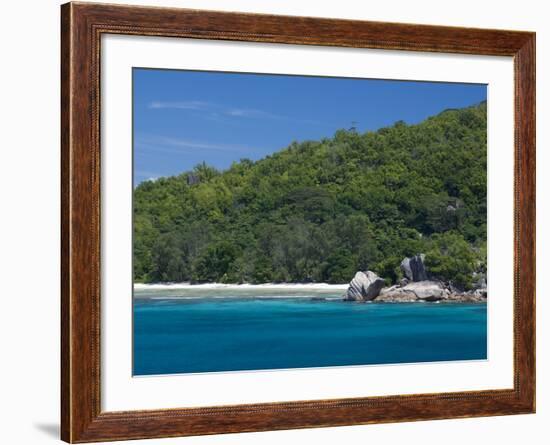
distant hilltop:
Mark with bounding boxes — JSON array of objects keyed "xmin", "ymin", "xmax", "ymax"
[{"xmin": 134, "ymin": 102, "xmax": 487, "ymax": 290}]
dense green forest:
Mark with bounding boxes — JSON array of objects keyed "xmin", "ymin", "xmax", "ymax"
[{"xmin": 134, "ymin": 101, "xmax": 487, "ymax": 288}]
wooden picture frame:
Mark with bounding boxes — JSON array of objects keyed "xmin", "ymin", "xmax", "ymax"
[{"xmin": 61, "ymin": 2, "xmax": 535, "ymax": 442}]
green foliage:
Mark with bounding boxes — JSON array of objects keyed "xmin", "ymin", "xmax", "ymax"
[
  {"xmin": 424, "ymin": 232, "xmax": 479, "ymax": 290},
  {"xmin": 192, "ymin": 240, "xmax": 240, "ymax": 283},
  {"xmin": 134, "ymin": 102, "xmax": 487, "ymax": 287}
]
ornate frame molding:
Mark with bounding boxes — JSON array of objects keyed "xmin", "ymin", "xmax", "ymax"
[{"xmin": 61, "ymin": 2, "xmax": 535, "ymax": 442}]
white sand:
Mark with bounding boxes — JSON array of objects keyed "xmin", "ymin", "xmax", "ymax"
[{"xmin": 134, "ymin": 282, "xmax": 348, "ymax": 291}]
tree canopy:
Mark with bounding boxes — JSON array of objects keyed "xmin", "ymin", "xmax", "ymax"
[{"xmin": 134, "ymin": 101, "xmax": 487, "ymax": 289}]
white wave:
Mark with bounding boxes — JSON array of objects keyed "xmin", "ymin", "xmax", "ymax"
[
  {"xmin": 143, "ymin": 294, "xmax": 343, "ymax": 300},
  {"xmin": 134, "ymin": 282, "xmax": 348, "ymax": 291}
]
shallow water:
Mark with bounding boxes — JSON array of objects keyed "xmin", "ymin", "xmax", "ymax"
[{"xmin": 133, "ymin": 287, "xmax": 487, "ymax": 375}]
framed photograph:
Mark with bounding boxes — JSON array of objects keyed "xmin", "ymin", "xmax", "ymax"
[{"xmin": 61, "ymin": 2, "xmax": 535, "ymax": 442}]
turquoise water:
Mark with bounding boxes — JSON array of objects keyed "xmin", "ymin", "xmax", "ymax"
[{"xmin": 133, "ymin": 288, "xmax": 487, "ymax": 375}]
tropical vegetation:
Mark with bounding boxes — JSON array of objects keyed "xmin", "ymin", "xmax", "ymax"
[{"xmin": 134, "ymin": 101, "xmax": 487, "ymax": 289}]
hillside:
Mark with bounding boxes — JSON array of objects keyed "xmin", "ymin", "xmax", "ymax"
[{"xmin": 134, "ymin": 101, "xmax": 487, "ymax": 288}]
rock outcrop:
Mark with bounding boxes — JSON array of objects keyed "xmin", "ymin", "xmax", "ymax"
[
  {"xmin": 400, "ymin": 258, "xmax": 413, "ymax": 281},
  {"xmin": 472, "ymin": 272, "xmax": 487, "ymax": 290},
  {"xmin": 377, "ymin": 280, "xmax": 448, "ymax": 302},
  {"xmin": 376, "ymin": 285, "xmax": 418, "ymax": 302},
  {"xmin": 343, "ymin": 271, "xmax": 385, "ymax": 302},
  {"xmin": 446, "ymin": 291, "xmax": 486, "ymax": 302},
  {"xmin": 400, "ymin": 254, "xmax": 428, "ymax": 282},
  {"xmin": 341, "ymin": 257, "xmax": 487, "ymax": 303}
]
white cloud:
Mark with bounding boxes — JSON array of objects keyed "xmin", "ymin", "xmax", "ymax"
[
  {"xmin": 135, "ymin": 135, "xmax": 253, "ymax": 155},
  {"xmin": 148, "ymin": 100, "xmax": 211, "ymax": 110},
  {"xmin": 147, "ymin": 100, "xmax": 298, "ymax": 122},
  {"xmin": 135, "ymin": 169, "xmax": 162, "ymax": 180},
  {"xmin": 224, "ymin": 108, "xmax": 282, "ymax": 119},
  {"xmin": 146, "ymin": 97, "xmax": 325, "ymax": 128}
]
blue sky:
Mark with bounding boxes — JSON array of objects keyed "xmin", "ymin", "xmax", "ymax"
[{"xmin": 133, "ymin": 68, "xmax": 486, "ymax": 185}]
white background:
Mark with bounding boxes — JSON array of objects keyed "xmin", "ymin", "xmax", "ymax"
[{"xmin": 0, "ymin": 0, "xmax": 547, "ymax": 444}]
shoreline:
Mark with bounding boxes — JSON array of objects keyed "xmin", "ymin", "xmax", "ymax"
[
  {"xmin": 133, "ymin": 282, "xmax": 486, "ymax": 304},
  {"xmin": 134, "ymin": 282, "xmax": 349, "ymax": 291},
  {"xmin": 134, "ymin": 294, "xmax": 486, "ymax": 304}
]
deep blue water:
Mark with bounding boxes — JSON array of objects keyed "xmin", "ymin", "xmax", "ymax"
[{"xmin": 133, "ymin": 296, "xmax": 487, "ymax": 375}]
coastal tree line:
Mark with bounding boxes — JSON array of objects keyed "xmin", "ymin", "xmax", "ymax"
[{"xmin": 134, "ymin": 101, "xmax": 487, "ymax": 289}]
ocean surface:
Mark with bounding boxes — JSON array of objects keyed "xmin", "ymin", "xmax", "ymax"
[{"xmin": 133, "ymin": 284, "xmax": 487, "ymax": 376}]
